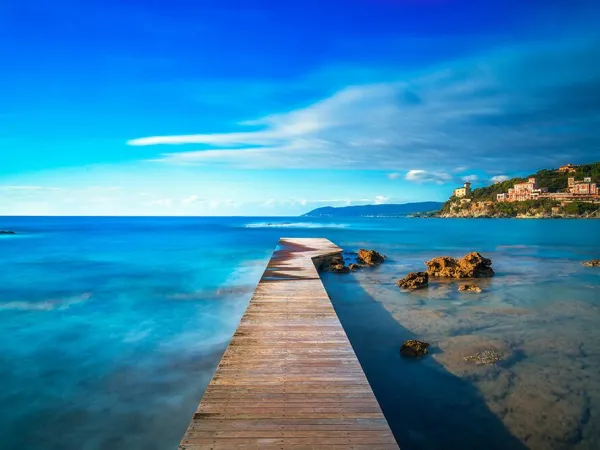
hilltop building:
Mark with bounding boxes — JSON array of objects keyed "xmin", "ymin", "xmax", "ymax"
[
  {"xmin": 558, "ymin": 163, "xmax": 578, "ymax": 173},
  {"xmin": 453, "ymin": 182, "xmax": 472, "ymax": 198}
]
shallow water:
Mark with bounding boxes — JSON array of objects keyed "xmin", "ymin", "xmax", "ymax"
[{"xmin": 0, "ymin": 217, "xmax": 598, "ymax": 449}]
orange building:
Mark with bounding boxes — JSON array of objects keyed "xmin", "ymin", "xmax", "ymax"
[
  {"xmin": 558, "ymin": 163, "xmax": 578, "ymax": 173},
  {"xmin": 497, "ymin": 178, "xmax": 547, "ymax": 202},
  {"xmin": 497, "ymin": 176, "xmax": 598, "ymax": 202},
  {"xmin": 568, "ymin": 177, "xmax": 598, "ymax": 195}
]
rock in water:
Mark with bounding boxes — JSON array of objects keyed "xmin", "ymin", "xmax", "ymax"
[
  {"xmin": 316, "ymin": 254, "xmax": 352, "ymax": 274},
  {"xmin": 348, "ymin": 263, "xmax": 360, "ymax": 271},
  {"xmin": 0, "ymin": 231, "xmax": 15, "ymax": 235},
  {"xmin": 397, "ymin": 272, "xmax": 429, "ymax": 290},
  {"xmin": 331, "ymin": 264, "xmax": 350, "ymax": 274},
  {"xmin": 400, "ymin": 340, "xmax": 430, "ymax": 357},
  {"xmin": 357, "ymin": 249, "xmax": 385, "ymax": 266},
  {"xmin": 425, "ymin": 252, "xmax": 494, "ymax": 278},
  {"xmin": 458, "ymin": 284, "xmax": 482, "ymax": 293},
  {"xmin": 582, "ymin": 260, "xmax": 600, "ymax": 267}
]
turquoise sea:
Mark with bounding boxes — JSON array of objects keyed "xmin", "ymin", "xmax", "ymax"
[{"xmin": 0, "ymin": 217, "xmax": 599, "ymax": 450}]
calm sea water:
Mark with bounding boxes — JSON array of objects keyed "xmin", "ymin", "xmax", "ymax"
[{"xmin": 0, "ymin": 216, "xmax": 599, "ymax": 450}]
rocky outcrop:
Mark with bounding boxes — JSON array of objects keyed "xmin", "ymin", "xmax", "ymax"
[
  {"xmin": 464, "ymin": 349, "xmax": 502, "ymax": 365},
  {"xmin": 425, "ymin": 252, "xmax": 494, "ymax": 278},
  {"xmin": 582, "ymin": 260, "xmax": 600, "ymax": 267},
  {"xmin": 357, "ymin": 249, "xmax": 385, "ymax": 266},
  {"xmin": 400, "ymin": 340, "xmax": 430, "ymax": 357},
  {"xmin": 0, "ymin": 231, "xmax": 15, "ymax": 235},
  {"xmin": 438, "ymin": 200, "xmax": 600, "ymax": 219},
  {"xmin": 331, "ymin": 264, "xmax": 350, "ymax": 273},
  {"xmin": 458, "ymin": 284, "xmax": 482, "ymax": 293},
  {"xmin": 348, "ymin": 263, "xmax": 360, "ymax": 272},
  {"xmin": 316, "ymin": 254, "xmax": 350, "ymax": 274},
  {"xmin": 397, "ymin": 272, "xmax": 429, "ymax": 290}
]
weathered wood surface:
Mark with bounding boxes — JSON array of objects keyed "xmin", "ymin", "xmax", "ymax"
[{"xmin": 180, "ymin": 238, "xmax": 399, "ymax": 449}]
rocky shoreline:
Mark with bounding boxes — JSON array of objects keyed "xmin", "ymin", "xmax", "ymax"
[{"xmin": 410, "ymin": 211, "xmax": 600, "ymax": 219}]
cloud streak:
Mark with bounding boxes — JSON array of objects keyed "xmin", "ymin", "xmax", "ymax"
[
  {"xmin": 128, "ymin": 36, "xmax": 600, "ymax": 174},
  {"xmin": 405, "ymin": 169, "xmax": 452, "ymax": 184}
]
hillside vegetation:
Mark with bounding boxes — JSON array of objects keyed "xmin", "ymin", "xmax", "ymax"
[
  {"xmin": 469, "ymin": 162, "xmax": 600, "ymax": 202},
  {"xmin": 440, "ymin": 162, "xmax": 600, "ymax": 218}
]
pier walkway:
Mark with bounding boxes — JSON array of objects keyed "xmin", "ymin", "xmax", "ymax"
[{"xmin": 179, "ymin": 238, "xmax": 399, "ymax": 449}]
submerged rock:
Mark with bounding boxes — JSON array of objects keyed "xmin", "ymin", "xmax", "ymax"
[
  {"xmin": 357, "ymin": 249, "xmax": 385, "ymax": 266},
  {"xmin": 348, "ymin": 263, "xmax": 360, "ymax": 271},
  {"xmin": 400, "ymin": 339, "xmax": 430, "ymax": 357},
  {"xmin": 0, "ymin": 230, "xmax": 15, "ymax": 235},
  {"xmin": 464, "ymin": 349, "xmax": 502, "ymax": 365},
  {"xmin": 331, "ymin": 264, "xmax": 350, "ymax": 274},
  {"xmin": 458, "ymin": 284, "xmax": 482, "ymax": 293},
  {"xmin": 582, "ymin": 260, "xmax": 600, "ymax": 267},
  {"xmin": 425, "ymin": 252, "xmax": 494, "ymax": 278},
  {"xmin": 397, "ymin": 272, "xmax": 429, "ymax": 290}
]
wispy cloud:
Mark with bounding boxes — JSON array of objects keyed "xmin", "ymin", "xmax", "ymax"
[
  {"xmin": 387, "ymin": 172, "xmax": 402, "ymax": 180},
  {"xmin": 143, "ymin": 198, "xmax": 173, "ymax": 207},
  {"xmin": 127, "ymin": 37, "xmax": 600, "ymax": 173},
  {"xmin": 405, "ymin": 169, "xmax": 452, "ymax": 184},
  {"xmin": 491, "ymin": 175, "xmax": 510, "ymax": 183},
  {"xmin": 0, "ymin": 185, "xmax": 63, "ymax": 191},
  {"xmin": 182, "ymin": 195, "xmax": 202, "ymax": 205},
  {"xmin": 461, "ymin": 174, "xmax": 478, "ymax": 183}
]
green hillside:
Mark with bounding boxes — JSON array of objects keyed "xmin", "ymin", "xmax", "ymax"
[
  {"xmin": 469, "ymin": 162, "xmax": 600, "ymax": 202},
  {"xmin": 439, "ymin": 162, "xmax": 600, "ymax": 216}
]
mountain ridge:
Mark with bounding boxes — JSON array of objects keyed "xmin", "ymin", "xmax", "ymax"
[{"xmin": 301, "ymin": 201, "xmax": 444, "ymax": 217}]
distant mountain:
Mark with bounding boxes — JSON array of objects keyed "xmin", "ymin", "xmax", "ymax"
[{"xmin": 301, "ymin": 202, "xmax": 444, "ymax": 217}]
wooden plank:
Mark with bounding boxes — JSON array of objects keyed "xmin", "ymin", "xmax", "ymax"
[{"xmin": 179, "ymin": 238, "xmax": 399, "ymax": 449}]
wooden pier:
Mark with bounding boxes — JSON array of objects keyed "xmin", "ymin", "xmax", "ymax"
[{"xmin": 179, "ymin": 238, "xmax": 399, "ymax": 449}]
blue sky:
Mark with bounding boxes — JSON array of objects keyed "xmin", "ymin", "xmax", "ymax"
[{"xmin": 1, "ymin": 0, "xmax": 599, "ymax": 216}]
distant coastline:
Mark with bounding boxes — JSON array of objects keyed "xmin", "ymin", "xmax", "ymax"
[
  {"xmin": 301, "ymin": 202, "xmax": 444, "ymax": 218},
  {"xmin": 301, "ymin": 162, "xmax": 599, "ymax": 220}
]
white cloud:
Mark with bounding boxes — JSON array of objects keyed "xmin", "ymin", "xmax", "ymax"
[
  {"xmin": 127, "ymin": 38, "xmax": 600, "ymax": 173},
  {"xmin": 387, "ymin": 172, "xmax": 401, "ymax": 180},
  {"xmin": 461, "ymin": 175, "xmax": 478, "ymax": 183},
  {"xmin": 0, "ymin": 185, "xmax": 63, "ymax": 191},
  {"xmin": 143, "ymin": 198, "xmax": 173, "ymax": 207},
  {"xmin": 491, "ymin": 175, "xmax": 510, "ymax": 183},
  {"xmin": 263, "ymin": 199, "xmax": 275, "ymax": 207},
  {"xmin": 182, "ymin": 195, "xmax": 201, "ymax": 205},
  {"xmin": 374, "ymin": 195, "xmax": 389, "ymax": 205},
  {"xmin": 206, "ymin": 199, "xmax": 241, "ymax": 210},
  {"xmin": 405, "ymin": 169, "xmax": 452, "ymax": 184}
]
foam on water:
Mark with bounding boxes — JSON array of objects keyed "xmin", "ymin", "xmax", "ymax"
[{"xmin": 244, "ymin": 221, "xmax": 349, "ymax": 229}]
